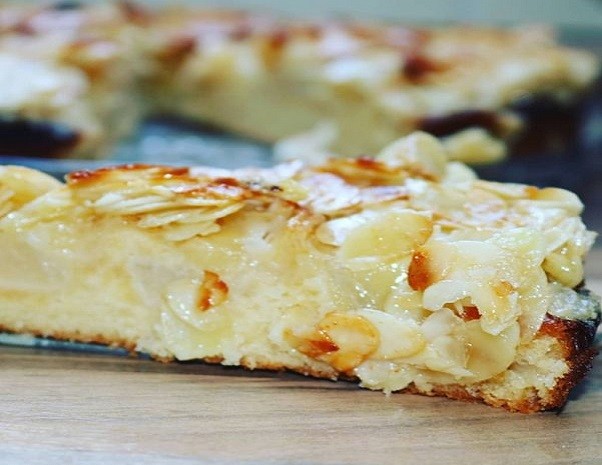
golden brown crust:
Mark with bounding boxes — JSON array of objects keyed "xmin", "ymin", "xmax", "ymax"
[
  {"xmin": 536, "ymin": 313, "xmax": 600, "ymax": 410},
  {"xmin": 0, "ymin": 324, "xmax": 138, "ymax": 354},
  {"xmin": 403, "ymin": 312, "xmax": 600, "ymax": 413},
  {"xmin": 403, "ymin": 379, "xmax": 546, "ymax": 413},
  {"xmin": 0, "ymin": 324, "xmax": 338, "ymax": 380},
  {"xmin": 2, "ymin": 307, "xmax": 598, "ymax": 412}
]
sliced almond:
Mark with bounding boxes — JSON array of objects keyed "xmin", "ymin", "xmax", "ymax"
[
  {"xmin": 462, "ymin": 320, "xmax": 520, "ymax": 383},
  {"xmin": 339, "ymin": 210, "xmax": 432, "ymax": 261}
]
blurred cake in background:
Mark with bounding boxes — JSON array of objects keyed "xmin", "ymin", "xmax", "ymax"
[{"xmin": 0, "ymin": 1, "xmax": 598, "ymax": 171}]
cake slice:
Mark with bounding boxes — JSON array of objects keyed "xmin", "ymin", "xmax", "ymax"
[{"xmin": 0, "ymin": 132, "xmax": 599, "ymax": 412}]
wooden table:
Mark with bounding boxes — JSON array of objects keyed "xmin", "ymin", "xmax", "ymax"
[{"xmin": 1, "ymin": 252, "xmax": 601, "ymax": 465}]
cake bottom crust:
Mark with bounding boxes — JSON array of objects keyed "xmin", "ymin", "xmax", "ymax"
[{"xmin": 1, "ymin": 311, "xmax": 598, "ymax": 413}]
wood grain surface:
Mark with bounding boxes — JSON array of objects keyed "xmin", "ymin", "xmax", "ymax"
[{"xmin": 1, "ymin": 250, "xmax": 601, "ymax": 465}]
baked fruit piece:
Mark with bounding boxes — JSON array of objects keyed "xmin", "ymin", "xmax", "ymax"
[
  {"xmin": 0, "ymin": 132, "xmax": 599, "ymax": 412},
  {"xmin": 0, "ymin": 2, "xmax": 599, "ymax": 160}
]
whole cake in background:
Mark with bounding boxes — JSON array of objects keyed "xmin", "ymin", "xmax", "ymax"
[{"xmin": 0, "ymin": 2, "xmax": 598, "ymax": 161}]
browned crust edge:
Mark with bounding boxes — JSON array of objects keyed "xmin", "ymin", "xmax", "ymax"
[
  {"xmin": 536, "ymin": 312, "xmax": 601, "ymax": 409},
  {"xmin": 402, "ymin": 312, "xmax": 600, "ymax": 413},
  {"xmin": 0, "ymin": 324, "xmax": 337, "ymax": 379},
  {"xmin": 1, "ymin": 306, "xmax": 599, "ymax": 413},
  {"xmin": 0, "ymin": 325, "xmax": 139, "ymax": 354}
]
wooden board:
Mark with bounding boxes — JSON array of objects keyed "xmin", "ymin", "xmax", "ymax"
[{"xmin": 1, "ymin": 251, "xmax": 601, "ymax": 465}]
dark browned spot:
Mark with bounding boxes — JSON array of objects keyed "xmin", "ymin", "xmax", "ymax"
[
  {"xmin": 259, "ymin": 29, "xmax": 289, "ymax": 69},
  {"xmin": 355, "ymin": 156, "xmax": 382, "ymax": 170},
  {"xmin": 540, "ymin": 311, "xmax": 600, "ymax": 358},
  {"xmin": 268, "ymin": 29, "xmax": 288, "ymax": 48},
  {"xmin": 535, "ymin": 302, "xmax": 601, "ymax": 411},
  {"xmin": 295, "ymin": 329, "xmax": 340, "ymax": 359},
  {"xmin": 157, "ymin": 36, "xmax": 197, "ymax": 66},
  {"xmin": 213, "ymin": 177, "xmax": 244, "ymax": 188},
  {"xmin": 197, "ymin": 271, "xmax": 229, "ymax": 312},
  {"xmin": 0, "ymin": 118, "xmax": 81, "ymax": 158},
  {"xmin": 402, "ymin": 54, "xmax": 446, "ymax": 83},
  {"xmin": 408, "ymin": 249, "xmax": 433, "ymax": 291},
  {"xmin": 418, "ymin": 110, "xmax": 505, "ymax": 138},
  {"xmin": 461, "ymin": 306, "xmax": 481, "ymax": 321},
  {"xmin": 163, "ymin": 166, "xmax": 191, "ymax": 176},
  {"xmin": 67, "ymin": 169, "xmax": 96, "ymax": 183}
]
